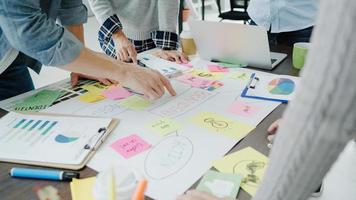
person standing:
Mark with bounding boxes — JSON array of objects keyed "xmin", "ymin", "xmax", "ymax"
[
  {"xmin": 0, "ymin": 0, "xmax": 176, "ymax": 101},
  {"xmin": 88, "ymin": 0, "xmax": 188, "ymax": 64}
]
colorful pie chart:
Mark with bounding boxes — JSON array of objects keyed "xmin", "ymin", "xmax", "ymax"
[
  {"xmin": 267, "ymin": 78, "xmax": 295, "ymax": 95},
  {"xmin": 55, "ymin": 134, "xmax": 79, "ymax": 143}
]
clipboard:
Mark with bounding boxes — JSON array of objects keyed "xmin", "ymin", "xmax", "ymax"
[
  {"xmin": 241, "ymin": 73, "xmax": 290, "ymax": 103},
  {"xmin": 0, "ymin": 109, "xmax": 119, "ymax": 170}
]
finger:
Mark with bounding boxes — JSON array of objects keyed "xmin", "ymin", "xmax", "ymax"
[
  {"xmin": 179, "ymin": 53, "xmax": 189, "ymax": 63},
  {"xmin": 121, "ymin": 49, "xmax": 130, "ymax": 62},
  {"xmin": 267, "ymin": 119, "xmax": 280, "ymax": 135},
  {"xmin": 109, "ymin": 79, "xmax": 119, "ymax": 84},
  {"xmin": 117, "ymin": 51, "xmax": 124, "ymax": 61},
  {"xmin": 170, "ymin": 52, "xmax": 181, "ymax": 64},
  {"xmin": 153, "ymin": 80, "xmax": 165, "ymax": 97},
  {"xmin": 128, "ymin": 46, "xmax": 138, "ymax": 64},
  {"xmin": 160, "ymin": 75, "xmax": 177, "ymax": 96},
  {"xmin": 267, "ymin": 134, "xmax": 275, "ymax": 142},
  {"xmin": 71, "ymin": 73, "xmax": 79, "ymax": 87},
  {"xmin": 98, "ymin": 78, "xmax": 112, "ymax": 86},
  {"xmin": 158, "ymin": 53, "xmax": 171, "ymax": 61}
]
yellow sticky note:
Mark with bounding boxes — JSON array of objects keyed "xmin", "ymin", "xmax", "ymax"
[
  {"xmin": 146, "ymin": 118, "xmax": 181, "ymax": 136},
  {"xmin": 120, "ymin": 95, "xmax": 151, "ymax": 110},
  {"xmin": 228, "ymin": 71, "xmax": 250, "ymax": 81},
  {"xmin": 190, "ymin": 69, "xmax": 224, "ymax": 80},
  {"xmin": 212, "ymin": 147, "xmax": 268, "ymax": 196},
  {"xmin": 79, "ymin": 93, "xmax": 106, "ymax": 103},
  {"xmin": 70, "ymin": 177, "xmax": 96, "ymax": 200},
  {"xmin": 191, "ymin": 112, "xmax": 255, "ymax": 140},
  {"xmin": 81, "ymin": 82, "xmax": 110, "ymax": 95}
]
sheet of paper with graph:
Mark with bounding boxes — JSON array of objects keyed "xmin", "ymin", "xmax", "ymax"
[{"xmin": 0, "ymin": 56, "xmax": 290, "ymax": 200}]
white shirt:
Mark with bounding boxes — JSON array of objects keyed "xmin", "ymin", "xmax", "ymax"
[{"xmin": 247, "ymin": 0, "xmax": 318, "ymax": 33}]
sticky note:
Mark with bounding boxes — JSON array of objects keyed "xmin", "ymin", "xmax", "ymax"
[
  {"xmin": 14, "ymin": 90, "xmax": 63, "ymax": 112},
  {"xmin": 191, "ymin": 112, "xmax": 255, "ymax": 140},
  {"xmin": 208, "ymin": 64, "xmax": 229, "ymax": 73},
  {"xmin": 196, "ymin": 170, "xmax": 242, "ymax": 199},
  {"xmin": 70, "ymin": 177, "xmax": 96, "ymax": 200},
  {"xmin": 229, "ymin": 72, "xmax": 250, "ymax": 81},
  {"xmin": 146, "ymin": 118, "xmax": 181, "ymax": 136},
  {"xmin": 212, "ymin": 147, "xmax": 268, "ymax": 196},
  {"xmin": 81, "ymin": 82, "xmax": 110, "ymax": 95},
  {"xmin": 79, "ymin": 93, "xmax": 106, "ymax": 103},
  {"xmin": 176, "ymin": 74, "xmax": 214, "ymax": 88},
  {"xmin": 227, "ymin": 100, "xmax": 260, "ymax": 117},
  {"xmin": 120, "ymin": 95, "xmax": 151, "ymax": 110},
  {"xmin": 102, "ymin": 86, "xmax": 132, "ymax": 100},
  {"xmin": 206, "ymin": 81, "xmax": 224, "ymax": 91},
  {"xmin": 190, "ymin": 69, "xmax": 224, "ymax": 80},
  {"xmin": 111, "ymin": 134, "xmax": 151, "ymax": 159}
]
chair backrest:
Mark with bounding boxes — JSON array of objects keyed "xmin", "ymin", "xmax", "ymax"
[{"xmin": 230, "ymin": 0, "xmax": 249, "ymax": 11}]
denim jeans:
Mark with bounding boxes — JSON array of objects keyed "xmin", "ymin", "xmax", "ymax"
[
  {"xmin": 250, "ymin": 20, "xmax": 314, "ymax": 46},
  {"xmin": 0, "ymin": 53, "xmax": 36, "ymax": 101}
]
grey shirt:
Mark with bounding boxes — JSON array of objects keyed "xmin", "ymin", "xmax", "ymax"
[{"xmin": 253, "ymin": 0, "xmax": 356, "ymax": 199}]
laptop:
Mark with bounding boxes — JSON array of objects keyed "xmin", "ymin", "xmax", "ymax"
[{"xmin": 188, "ymin": 20, "xmax": 287, "ymax": 70}]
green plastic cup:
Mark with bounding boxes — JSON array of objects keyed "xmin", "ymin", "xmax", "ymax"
[{"xmin": 292, "ymin": 42, "xmax": 310, "ymax": 69}]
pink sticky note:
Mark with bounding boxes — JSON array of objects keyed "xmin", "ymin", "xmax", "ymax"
[
  {"xmin": 111, "ymin": 134, "xmax": 151, "ymax": 159},
  {"xmin": 227, "ymin": 100, "xmax": 260, "ymax": 117},
  {"xmin": 208, "ymin": 64, "xmax": 229, "ymax": 73},
  {"xmin": 102, "ymin": 86, "xmax": 132, "ymax": 100},
  {"xmin": 176, "ymin": 74, "xmax": 214, "ymax": 88},
  {"xmin": 181, "ymin": 63, "xmax": 194, "ymax": 68}
]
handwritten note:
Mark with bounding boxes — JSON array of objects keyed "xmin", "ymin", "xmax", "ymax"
[
  {"xmin": 14, "ymin": 90, "xmax": 62, "ymax": 112},
  {"xmin": 102, "ymin": 86, "xmax": 132, "ymax": 100},
  {"xmin": 81, "ymin": 82, "xmax": 110, "ymax": 95},
  {"xmin": 196, "ymin": 170, "xmax": 242, "ymax": 199},
  {"xmin": 228, "ymin": 72, "xmax": 250, "ymax": 81},
  {"xmin": 190, "ymin": 69, "xmax": 224, "ymax": 80},
  {"xmin": 120, "ymin": 95, "xmax": 151, "ymax": 110},
  {"xmin": 176, "ymin": 74, "xmax": 214, "ymax": 88},
  {"xmin": 146, "ymin": 118, "xmax": 181, "ymax": 136},
  {"xmin": 227, "ymin": 100, "xmax": 260, "ymax": 117},
  {"xmin": 79, "ymin": 93, "xmax": 106, "ymax": 103},
  {"xmin": 111, "ymin": 134, "xmax": 151, "ymax": 159},
  {"xmin": 212, "ymin": 147, "xmax": 268, "ymax": 196},
  {"xmin": 191, "ymin": 112, "xmax": 255, "ymax": 140},
  {"xmin": 207, "ymin": 64, "xmax": 229, "ymax": 73}
]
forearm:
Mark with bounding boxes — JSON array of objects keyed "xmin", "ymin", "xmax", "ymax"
[{"xmin": 62, "ymin": 48, "xmax": 127, "ymax": 81}]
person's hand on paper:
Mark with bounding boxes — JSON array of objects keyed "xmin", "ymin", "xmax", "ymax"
[
  {"xmin": 70, "ymin": 73, "xmax": 118, "ymax": 87},
  {"xmin": 113, "ymin": 30, "xmax": 138, "ymax": 64},
  {"xmin": 153, "ymin": 50, "xmax": 189, "ymax": 64},
  {"xmin": 177, "ymin": 190, "xmax": 231, "ymax": 200},
  {"xmin": 267, "ymin": 119, "xmax": 281, "ymax": 143},
  {"xmin": 120, "ymin": 64, "xmax": 176, "ymax": 100}
]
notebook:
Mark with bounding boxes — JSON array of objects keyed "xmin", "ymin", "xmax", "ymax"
[{"xmin": 0, "ymin": 111, "xmax": 119, "ymax": 170}]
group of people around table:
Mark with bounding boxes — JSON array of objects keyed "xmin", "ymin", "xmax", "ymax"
[{"xmin": 0, "ymin": 0, "xmax": 355, "ymax": 200}]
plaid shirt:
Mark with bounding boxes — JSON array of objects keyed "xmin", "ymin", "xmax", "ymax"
[{"xmin": 98, "ymin": 14, "xmax": 179, "ymax": 59}]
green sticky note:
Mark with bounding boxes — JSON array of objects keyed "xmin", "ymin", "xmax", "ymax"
[
  {"xmin": 197, "ymin": 170, "xmax": 242, "ymax": 199},
  {"xmin": 120, "ymin": 95, "xmax": 151, "ymax": 110},
  {"xmin": 14, "ymin": 90, "xmax": 63, "ymax": 112},
  {"xmin": 146, "ymin": 118, "xmax": 181, "ymax": 136}
]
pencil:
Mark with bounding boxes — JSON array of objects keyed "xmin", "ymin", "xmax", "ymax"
[
  {"xmin": 109, "ymin": 169, "xmax": 116, "ymax": 200},
  {"xmin": 131, "ymin": 179, "xmax": 148, "ymax": 200}
]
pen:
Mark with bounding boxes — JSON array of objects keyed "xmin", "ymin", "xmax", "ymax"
[
  {"xmin": 10, "ymin": 167, "xmax": 80, "ymax": 181},
  {"xmin": 131, "ymin": 179, "xmax": 148, "ymax": 200}
]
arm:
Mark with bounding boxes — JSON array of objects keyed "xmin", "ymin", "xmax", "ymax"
[{"xmin": 253, "ymin": 0, "xmax": 356, "ymax": 200}]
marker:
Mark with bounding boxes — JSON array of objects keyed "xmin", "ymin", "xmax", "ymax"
[
  {"xmin": 131, "ymin": 179, "xmax": 148, "ymax": 200},
  {"xmin": 10, "ymin": 167, "xmax": 80, "ymax": 181}
]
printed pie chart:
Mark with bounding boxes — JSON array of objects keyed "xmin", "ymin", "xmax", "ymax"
[{"xmin": 267, "ymin": 78, "xmax": 295, "ymax": 95}]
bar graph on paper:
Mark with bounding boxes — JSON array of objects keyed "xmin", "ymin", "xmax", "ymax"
[{"xmin": 0, "ymin": 117, "xmax": 59, "ymax": 145}]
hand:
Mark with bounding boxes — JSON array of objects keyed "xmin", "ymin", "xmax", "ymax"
[
  {"xmin": 267, "ymin": 119, "xmax": 281, "ymax": 142},
  {"xmin": 120, "ymin": 64, "xmax": 176, "ymax": 100},
  {"xmin": 70, "ymin": 73, "xmax": 118, "ymax": 87},
  {"xmin": 113, "ymin": 30, "xmax": 137, "ymax": 64},
  {"xmin": 153, "ymin": 50, "xmax": 189, "ymax": 64},
  {"xmin": 177, "ymin": 190, "xmax": 231, "ymax": 200}
]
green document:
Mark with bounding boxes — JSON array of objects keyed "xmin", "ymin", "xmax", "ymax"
[
  {"xmin": 196, "ymin": 170, "xmax": 242, "ymax": 199},
  {"xmin": 13, "ymin": 90, "xmax": 63, "ymax": 112}
]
